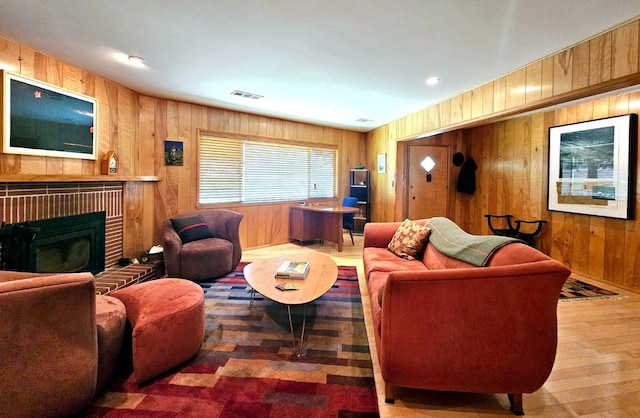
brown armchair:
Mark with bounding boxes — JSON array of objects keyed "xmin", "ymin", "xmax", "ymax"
[
  {"xmin": 0, "ymin": 272, "xmax": 99, "ymax": 417},
  {"xmin": 163, "ymin": 209, "xmax": 243, "ymax": 281}
]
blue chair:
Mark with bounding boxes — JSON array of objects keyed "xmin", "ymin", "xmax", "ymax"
[{"xmin": 342, "ymin": 197, "xmax": 359, "ymax": 245}]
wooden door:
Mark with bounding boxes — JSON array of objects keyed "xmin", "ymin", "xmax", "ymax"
[{"xmin": 407, "ymin": 145, "xmax": 449, "ymax": 219}]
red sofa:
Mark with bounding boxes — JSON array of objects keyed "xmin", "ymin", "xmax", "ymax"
[{"xmin": 363, "ymin": 218, "xmax": 571, "ymax": 415}]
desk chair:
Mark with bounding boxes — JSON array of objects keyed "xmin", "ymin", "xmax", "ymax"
[{"xmin": 342, "ymin": 197, "xmax": 359, "ymax": 245}]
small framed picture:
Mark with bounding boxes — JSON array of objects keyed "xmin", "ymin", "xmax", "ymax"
[
  {"xmin": 164, "ymin": 140, "xmax": 184, "ymax": 166},
  {"xmin": 377, "ymin": 153, "xmax": 386, "ymax": 174}
]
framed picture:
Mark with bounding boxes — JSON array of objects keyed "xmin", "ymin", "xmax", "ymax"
[
  {"xmin": 2, "ymin": 70, "xmax": 97, "ymax": 160},
  {"xmin": 547, "ymin": 114, "xmax": 637, "ymax": 219},
  {"xmin": 377, "ymin": 153, "xmax": 386, "ymax": 174},
  {"xmin": 164, "ymin": 140, "xmax": 183, "ymax": 166}
]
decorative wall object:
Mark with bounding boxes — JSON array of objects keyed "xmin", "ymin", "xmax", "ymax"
[
  {"xmin": 164, "ymin": 140, "xmax": 183, "ymax": 166},
  {"xmin": 547, "ymin": 114, "xmax": 637, "ymax": 219},
  {"xmin": 377, "ymin": 153, "xmax": 386, "ymax": 174},
  {"xmin": 1, "ymin": 70, "xmax": 97, "ymax": 160}
]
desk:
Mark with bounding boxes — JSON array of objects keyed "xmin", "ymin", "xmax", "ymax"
[{"xmin": 289, "ymin": 205, "xmax": 360, "ymax": 252}]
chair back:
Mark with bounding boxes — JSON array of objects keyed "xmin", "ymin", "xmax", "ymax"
[{"xmin": 342, "ymin": 197, "xmax": 358, "ymax": 229}]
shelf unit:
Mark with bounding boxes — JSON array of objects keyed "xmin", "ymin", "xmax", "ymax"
[{"xmin": 349, "ymin": 169, "xmax": 370, "ymax": 234}]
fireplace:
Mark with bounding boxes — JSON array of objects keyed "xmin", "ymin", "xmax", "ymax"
[{"xmin": 0, "ymin": 211, "xmax": 106, "ymax": 274}]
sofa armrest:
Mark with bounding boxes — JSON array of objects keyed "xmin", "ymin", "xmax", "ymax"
[
  {"xmin": 0, "ymin": 272, "xmax": 98, "ymax": 417},
  {"xmin": 379, "ymin": 260, "xmax": 570, "ymax": 394}
]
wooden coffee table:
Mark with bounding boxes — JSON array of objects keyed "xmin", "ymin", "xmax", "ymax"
[{"xmin": 243, "ymin": 252, "xmax": 338, "ymax": 356}]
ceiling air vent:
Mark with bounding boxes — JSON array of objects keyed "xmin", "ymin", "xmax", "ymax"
[
  {"xmin": 356, "ymin": 118, "xmax": 374, "ymax": 123},
  {"xmin": 230, "ymin": 90, "xmax": 263, "ymax": 100}
]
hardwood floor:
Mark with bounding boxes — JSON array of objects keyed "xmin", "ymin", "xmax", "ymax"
[{"xmin": 242, "ymin": 236, "xmax": 640, "ymax": 417}]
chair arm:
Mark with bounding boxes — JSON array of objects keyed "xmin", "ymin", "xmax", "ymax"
[
  {"xmin": 162, "ymin": 219, "xmax": 183, "ymax": 277},
  {"xmin": 211, "ymin": 210, "xmax": 244, "ymax": 268}
]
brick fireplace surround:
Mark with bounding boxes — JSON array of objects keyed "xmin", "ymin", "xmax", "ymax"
[{"xmin": 0, "ymin": 181, "xmax": 157, "ymax": 293}]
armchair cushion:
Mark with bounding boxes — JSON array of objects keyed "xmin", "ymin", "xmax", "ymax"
[{"xmin": 170, "ymin": 214, "xmax": 214, "ymax": 244}]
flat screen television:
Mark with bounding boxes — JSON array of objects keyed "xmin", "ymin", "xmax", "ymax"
[{"xmin": 1, "ymin": 70, "xmax": 97, "ymax": 160}]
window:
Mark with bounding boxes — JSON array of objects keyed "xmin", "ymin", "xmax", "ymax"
[{"xmin": 199, "ymin": 134, "xmax": 337, "ymax": 205}]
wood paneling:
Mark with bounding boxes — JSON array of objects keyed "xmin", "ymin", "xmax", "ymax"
[
  {"xmin": 144, "ymin": 98, "xmax": 366, "ymax": 249},
  {"xmin": 0, "ymin": 34, "xmax": 365, "ymax": 255},
  {"xmin": 367, "ymin": 17, "xmax": 640, "ymax": 291},
  {"xmin": 3, "ymin": 15, "xmax": 640, "ymax": 289}
]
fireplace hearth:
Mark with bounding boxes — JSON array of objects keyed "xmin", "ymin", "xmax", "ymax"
[{"xmin": 0, "ymin": 211, "xmax": 106, "ymax": 274}]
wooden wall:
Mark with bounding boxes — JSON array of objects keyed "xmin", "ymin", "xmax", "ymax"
[
  {"xmin": 142, "ymin": 96, "xmax": 366, "ymax": 249},
  {"xmin": 0, "ymin": 37, "xmax": 155, "ymax": 259},
  {"xmin": 461, "ymin": 90, "xmax": 640, "ymax": 291},
  {"xmin": 3, "ymin": 15, "xmax": 640, "ymax": 289},
  {"xmin": 366, "ymin": 18, "xmax": 640, "ymax": 291},
  {"xmin": 0, "ymin": 35, "xmax": 365, "ymax": 255}
]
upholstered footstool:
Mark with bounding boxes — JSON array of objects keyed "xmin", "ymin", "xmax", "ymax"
[
  {"xmin": 95, "ymin": 295, "xmax": 127, "ymax": 393},
  {"xmin": 110, "ymin": 278, "xmax": 205, "ymax": 384}
]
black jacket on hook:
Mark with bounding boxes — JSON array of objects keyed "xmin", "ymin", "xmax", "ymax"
[{"xmin": 456, "ymin": 157, "xmax": 477, "ymax": 195}]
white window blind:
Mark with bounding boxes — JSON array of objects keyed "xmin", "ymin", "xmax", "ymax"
[{"xmin": 199, "ymin": 134, "xmax": 337, "ymax": 205}]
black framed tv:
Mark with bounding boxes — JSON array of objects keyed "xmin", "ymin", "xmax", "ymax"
[{"xmin": 1, "ymin": 70, "xmax": 97, "ymax": 160}]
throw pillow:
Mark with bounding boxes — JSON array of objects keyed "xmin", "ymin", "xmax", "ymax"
[
  {"xmin": 387, "ymin": 219, "xmax": 431, "ymax": 260},
  {"xmin": 170, "ymin": 214, "xmax": 214, "ymax": 244}
]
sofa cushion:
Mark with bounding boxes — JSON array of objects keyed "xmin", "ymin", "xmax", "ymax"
[
  {"xmin": 363, "ymin": 247, "xmax": 427, "ymax": 279},
  {"xmin": 387, "ymin": 219, "xmax": 431, "ymax": 260},
  {"xmin": 170, "ymin": 214, "xmax": 214, "ymax": 244}
]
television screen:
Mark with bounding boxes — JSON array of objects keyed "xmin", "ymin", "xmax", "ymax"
[{"xmin": 1, "ymin": 71, "xmax": 97, "ymax": 160}]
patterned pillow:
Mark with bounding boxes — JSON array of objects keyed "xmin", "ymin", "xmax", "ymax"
[
  {"xmin": 170, "ymin": 214, "xmax": 214, "ymax": 244},
  {"xmin": 387, "ymin": 219, "xmax": 431, "ymax": 260}
]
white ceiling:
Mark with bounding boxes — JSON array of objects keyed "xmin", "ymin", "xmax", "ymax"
[{"xmin": 0, "ymin": 1, "xmax": 638, "ymax": 132}]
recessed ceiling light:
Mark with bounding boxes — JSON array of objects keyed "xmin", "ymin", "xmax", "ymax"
[
  {"xmin": 356, "ymin": 118, "xmax": 375, "ymax": 123},
  {"xmin": 127, "ymin": 55, "xmax": 145, "ymax": 66},
  {"xmin": 426, "ymin": 77, "xmax": 440, "ymax": 86}
]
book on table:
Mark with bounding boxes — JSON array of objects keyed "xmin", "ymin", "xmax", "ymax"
[{"xmin": 275, "ymin": 261, "xmax": 310, "ymax": 279}]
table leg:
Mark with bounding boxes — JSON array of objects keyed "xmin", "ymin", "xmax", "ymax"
[
  {"xmin": 287, "ymin": 304, "xmax": 308, "ymax": 357},
  {"xmin": 336, "ymin": 213, "xmax": 344, "ymax": 252}
]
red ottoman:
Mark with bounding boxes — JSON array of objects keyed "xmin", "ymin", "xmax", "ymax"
[{"xmin": 110, "ymin": 278, "xmax": 205, "ymax": 384}]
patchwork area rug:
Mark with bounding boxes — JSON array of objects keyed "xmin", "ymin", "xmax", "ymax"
[
  {"xmin": 85, "ymin": 263, "xmax": 379, "ymax": 417},
  {"xmin": 560, "ymin": 277, "xmax": 620, "ymax": 301}
]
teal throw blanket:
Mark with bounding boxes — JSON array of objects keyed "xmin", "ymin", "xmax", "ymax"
[{"xmin": 426, "ymin": 217, "xmax": 521, "ymax": 267}]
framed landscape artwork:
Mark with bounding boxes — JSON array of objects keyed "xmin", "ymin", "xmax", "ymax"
[{"xmin": 547, "ymin": 114, "xmax": 637, "ymax": 219}]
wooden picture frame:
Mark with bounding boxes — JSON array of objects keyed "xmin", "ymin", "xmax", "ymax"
[
  {"xmin": 164, "ymin": 140, "xmax": 184, "ymax": 166},
  {"xmin": 377, "ymin": 153, "xmax": 386, "ymax": 174},
  {"xmin": 547, "ymin": 114, "xmax": 637, "ymax": 219}
]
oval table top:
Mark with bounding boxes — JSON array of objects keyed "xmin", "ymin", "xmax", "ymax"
[{"xmin": 243, "ymin": 252, "xmax": 338, "ymax": 305}]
